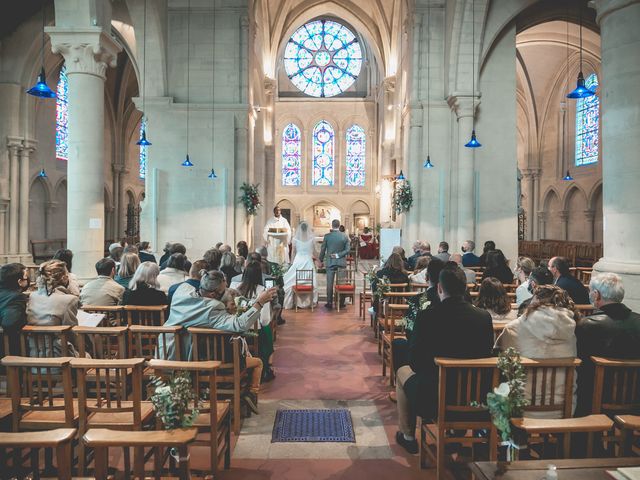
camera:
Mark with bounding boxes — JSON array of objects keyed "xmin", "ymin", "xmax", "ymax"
[{"xmin": 264, "ymin": 278, "xmax": 275, "ymax": 289}]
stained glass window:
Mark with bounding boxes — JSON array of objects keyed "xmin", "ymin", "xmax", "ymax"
[
  {"xmin": 284, "ymin": 20, "xmax": 362, "ymax": 98},
  {"xmin": 312, "ymin": 120, "xmax": 334, "ymax": 186},
  {"xmin": 139, "ymin": 118, "xmax": 147, "ymax": 179},
  {"xmin": 56, "ymin": 66, "xmax": 68, "ymax": 161},
  {"xmin": 345, "ymin": 124, "xmax": 365, "ymax": 187},
  {"xmin": 575, "ymin": 73, "xmax": 599, "ymax": 166},
  {"xmin": 281, "ymin": 123, "xmax": 302, "ymax": 186}
]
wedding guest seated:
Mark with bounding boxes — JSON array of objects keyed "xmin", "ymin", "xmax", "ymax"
[
  {"xmin": 219, "ymin": 244, "xmax": 232, "ymax": 253},
  {"xmin": 203, "ymin": 247, "xmax": 222, "ymax": 271},
  {"xmin": 450, "ymin": 253, "xmax": 476, "ymax": 284},
  {"xmin": 157, "ymin": 253, "xmax": 189, "ymax": 293},
  {"xmin": 395, "ymin": 266, "xmax": 493, "ymax": 453},
  {"xmin": 122, "ymin": 262, "xmax": 168, "ymax": 306},
  {"xmin": 371, "ymin": 252, "xmax": 410, "ymax": 314},
  {"xmin": 515, "ymin": 256, "xmax": 536, "ymax": 306},
  {"xmin": 391, "ymin": 246, "xmax": 410, "ymax": 271},
  {"xmin": 137, "ymin": 241, "xmax": 157, "ymax": 263},
  {"xmin": 575, "ymin": 273, "xmax": 640, "ymax": 416},
  {"xmin": 500, "ymin": 285, "xmax": 579, "ymax": 417},
  {"xmin": 236, "ymin": 240, "xmax": 249, "ymax": 260},
  {"xmin": 479, "ymin": 240, "xmax": 496, "ymax": 266},
  {"xmin": 0, "ymin": 263, "xmax": 29, "ymax": 354},
  {"xmin": 482, "ymin": 249, "xmax": 514, "ymax": 284},
  {"xmin": 433, "ymin": 241, "xmax": 451, "ymax": 262},
  {"xmin": 159, "ymin": 241, "xmax": 173, "ymax": 266},
  {"xmin": 461, "ymin": 240, "xmax": 481, "ymax": 267},
  {"xmin": 108, "ymin": 242, "xmax": 124, "ymax": 267},
  {"xmin": 408, "ymin": 256, "xmax": 430, "ymax": 284},
  {"xmin": 235, "ymin": 255, "xmax": 245, "ymax": 275},
  {"xmin": 114, "ymin": 252, "xmax": 140, "ymax": 289},
  {"xmin": 27, "ymin": 260, "xmax": 78, "ymax": 357},
  {"xmin": 80, "ymin": 258, "xmax": 125, "ymax": 306},
  {"xmin": 160, "ymin": 242, "xmax": 190, "ymax": 271},
  {"xmin": 252, "ymin": 248, "xmax": 285, "ymax": 325},
  {"xmin": 123, "ymin": 245, "xmax": 138, "ymax": 254},
  {"xmin": 549, "ymin": 256, "xmax": 589, "ymax": 305},
  {"xmin": 162, "ymin": 270, "xmax": 277, "ymax": 401},
  {"xmin": 53, "ymin": 249, "xmax": 80, "ymax": 296},
  {"xmin": 517, "ymin": 266, "xmax": 554, "ymax": 315},
  {"xmin": 220, "ymin": 251, "xmax": 239, "ymax": 285},
  {"xmin": 168, "ymin": 259, "xmax": 208, "ymax": 305},
  {"xmin": 407, "ymin": 240, "xmax": 431, "ymax": 269},
  {"xmin": 475, "ymin": 277, "xmax": 517, "ymax": 322}
]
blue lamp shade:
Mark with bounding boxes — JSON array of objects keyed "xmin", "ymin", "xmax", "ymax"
[
  {"xmin": 464, "ymin": 130, "xmax": 482, "ymax": 148},
  {"xmin": 563, "ymin": 170, "xmax": 574, "ymax": 181},
  {"xmin": 37, "ymin": 168, "xmax": 47, "ymax": 178},
  {"xmin": 27, "ymin": 67, "xmax": 56, "ymax": 98},
  {"xmin": 181, "ymin": 154, "xmax": 194, "ymax": 167},
  {"xmin": 396, "ymin": 170, "xmax": 405, "ymax": 181},
  {"xmin": 566, "ymin": 71, "xmax": 595, "ymax": 99},
  {"xmin": 423, "ymin": 156, "xmax": 434, "ymax": 169},
  {"xmin": 136, "ymin": 129, "xmax": 152, "ymax": 146},
  {"xmin": 208, "ymin": 168, "xmax": 218, "ymax": 179}
]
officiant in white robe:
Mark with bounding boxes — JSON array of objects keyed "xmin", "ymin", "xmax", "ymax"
[{"xmin": 263, "ymin": 206, "xmax": 292, "ymax": 264}]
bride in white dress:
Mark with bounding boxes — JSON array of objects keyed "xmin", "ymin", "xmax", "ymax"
[{"xmin": 283, "ymin": 221, "xmax": 318, "ymax": 309}]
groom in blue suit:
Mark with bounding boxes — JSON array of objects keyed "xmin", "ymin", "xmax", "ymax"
[{"xmin": 319, "ymin": 219, "xmax": 351, "ymax": 309}]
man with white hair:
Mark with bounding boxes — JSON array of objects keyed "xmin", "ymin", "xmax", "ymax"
[
  {"xmin": 450, "ymin": 253, "xmax": 476, "ymax": 284},
  {"xmin": 407, "ymin": 240, "xmax": 431, "ymax": 270},
  {"xmin": 575, "ymin": 272, "xmax": 640, "ymax": 415}
]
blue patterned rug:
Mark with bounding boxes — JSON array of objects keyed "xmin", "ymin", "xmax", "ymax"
[{"xmin": 271, "ymin": 408, "xmax": 356, "ymax": 442}]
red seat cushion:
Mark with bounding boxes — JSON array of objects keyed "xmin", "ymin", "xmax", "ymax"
[
  {"xmin": 293, "ymin": 285, "xmax": 313, "ymax": 292},
  {"xmin": 336, "ymin": 285, "xmax": 355, "ymax": 292}
]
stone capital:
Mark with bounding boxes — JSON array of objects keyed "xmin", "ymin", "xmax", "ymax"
[
  {"xmin": 112, "ymin": 164, "xmax": 126, "ymax": 175},
  {"xmin": 7, "ymin": 136, "xmax": 23, "ymax": 153},
  {"xmin": 584, "ymin": 209, "xmax": 596, "ymax": 221},
  {"xmin": 559, "ymin": 210, "xmax": 570, "ymax": 222},
  {"xmin": 446, "ymin": 93, "xmax": 481, "ymax": 119},
  {"xmin": 382, "ymin": 75, "xmax": 396, "ymax": 93},
  {"xmin": 591, "ymin": 0, "xmax": 640, "ymax": 24},
  {"xmin": 46, "ymin": 28, "xmax": 121, "ymax": 80},
  {"xmin": 264, "ymin": 76, "xmax": 276, "ymax": 95},
  {"xmin": 521, "ymin": 167, "xmax": 541, "ymax": 179}
]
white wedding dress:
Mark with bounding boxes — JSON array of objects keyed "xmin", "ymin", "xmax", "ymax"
[{"xmin": 283, "ymin": 238, "xmax": 318, "ymax": 309}]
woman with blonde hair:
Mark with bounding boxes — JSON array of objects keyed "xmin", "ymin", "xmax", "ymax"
[
  {"xmin": 122, "ymin": 261, "xmax": 168, "ymax": 306},
  {"xmin": 409, "ymin": 255, "xmax": 431, "ymax": 285},
  {"xmin": 115, "ymin": 252, "xmax": 141, "ymax": 289},
  {"xmin": 27, "ymin": 259, "xmax": 78, "ymax": 356},
  {"xmin": 515, "ymin": 256, "xmax": 536, "ymax": 305}
]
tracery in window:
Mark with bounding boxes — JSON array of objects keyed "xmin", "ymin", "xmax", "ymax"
[
  {"xmin": 312, "ymin": 120, "xmax": 335, "ymax": 186},
  {"xmin": 575, "ymin": 73, "xmax": 599, "ymax": 166},
  {"xmin": 56, "ymin": 66, "xmax": 68, "ymax": 161},
  {"xmin": 281, "ymin": 123, "xmax": 302, "ymax": 186},
  {"xmin": 345, "ymin": 124, "xmax": 365, "ymax": 187}
]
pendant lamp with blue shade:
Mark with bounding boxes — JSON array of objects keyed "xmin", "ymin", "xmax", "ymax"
[
  {"xmin": 464, "ymin": 0, "xmax": 481, "ymax": 148},
  {"xmin": 424, "ymin": 2, "xmax": 435, "ymax": 169},
  {"xmin": 208, "ymin": 0, "xmax": 217, "ymax": 180},
  {"xmin": 566, "ymin": 5, "xmax": 594, "ymax": 99},
  {"xmin": 137, "ymin": 0, "xmax": 152, "ymax": 146},
  {"xmin": 27, "ymin": 10, "xmax": 55, "ymax": 98},
  {"xmin": 181, "ymin": 0, "xmax": 194, "ymax": 167},
  {"xmin": 563, "ymin": 170, "xmax": 573, "ymax": 181}
]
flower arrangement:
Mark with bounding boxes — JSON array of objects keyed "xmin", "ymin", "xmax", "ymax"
[
  {"xmin": 375, "ymin": 275, "xmax": 391, "ymax": 299},
  {"xmin": 402, "ymin": 291, "xmax": 431, "ymax": 332},
  {"xmin": 234, "ymin": 296, "xmax": 252, "ymax": 317},
  {"xmin": 393, "ymin": 180, "xmax": 413, "ymax": 214},
  {"xmin": 364, "ymin": 265, "xmax": 378, "ymax": 284},
  {"xmin": 239, "ymin": 182, "xmax": 262, "ymax": 216},
  {"xmin": 270, "ymin": 263, "xmax": 287, "ymax": 280},
  {"xmin": 150, "ymin": 371, "xmax": 199, "ymax": 430}
]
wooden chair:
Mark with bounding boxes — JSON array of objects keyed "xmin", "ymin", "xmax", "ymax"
[
  {"xmin": 591, "ymin": 356, "xmax": 640, "ymax": 417},
  {"xmin": 124, "ymin": 305, "xmax": 168, "ymax": 327},
  {"xmin": 376, "ymin": 291, "xmax": 420, "ymax": 352},
  {"xmin": 381, "ymin": 303, "xmax": 408, "ymax": 386},
  {"xmin": 189, "ymin": 328, "xmax": 250, "ymax": 435},
  {"xmin": 71, "ymin": 357, "xmax": 153, "ymax": 474},
  {"xmin": 129, "ymin": 325, "xmax": 183, "ymax": 361},
  {"xmin": 411, "ymin": 282, "xmax": 429, "ymax": 292},
  {"xmin": 20, "ymin": 325, "xmax": 72, "ymax": 358},
  {"xmin": 359, "ymin": 273, "xmax": 373, "ymax": 321},
  {"xmin": 0, "ymin": 428, "xmax": 75, "ymax": 480},
  {"xmin": 503, "ymin": 283, "xmax": 518, "ymax": 294},
  {"xmin": 73, "ymin": 326, "xmax": 128, "ymax": 359},
  {"xmin": 420, "ymin": 357, "xmax": 500, "ymax": 478},
  {"xmin": 292, "ymin": 269, "xmax": 314, "ymax": 312},
  {"xmin": 575, "ymin": 304, "xmax": 597, "ymax": 316},
  {"xmin": 334, "ymin": 268, "xmax": 356, "ymax": 312},
  {"xmin": 149, "ymin": 359, "xmax": 232, "ymax": 475},
  {"xmin": 83, "ymin": 428, "xmax": 197, "ymax": 480},
  {"xmin": 511, "ymin": 358, "xmax": 614, "ymax": 458},
  {"xmin": 615, "ymin": 415, "xmax": 640, "ymax": 456},
  {"xmin": 2, "ymin": 356, "xmax": 77, "ymax": 432},
  {"xmin": 81, "ymin": 305, "xmax": 125, "ymax": 327}
]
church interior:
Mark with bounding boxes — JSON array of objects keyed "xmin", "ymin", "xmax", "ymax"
[{"xmin": 0, "ymin": 0, "xmax": 639, "ymax": 478}]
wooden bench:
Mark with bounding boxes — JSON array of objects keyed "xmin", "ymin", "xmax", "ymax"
[{"xmin": 30, "ymin": 238, "xmax": 66, "ymax": 263}]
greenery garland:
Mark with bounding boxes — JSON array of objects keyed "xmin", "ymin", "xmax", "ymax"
[
  {"xmin": 239, "ymin": 182, "xmax": 262, "ymax": 216},
  {"xmin": 393, "ymin": 180, "xmax": 413, "ymax": 214}
]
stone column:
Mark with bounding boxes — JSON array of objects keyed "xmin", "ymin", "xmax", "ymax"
[
  {"xmin": 448, "ymin": 94, "xmax": 478, "ymax": 247},
  {"xmin": 592, "ymin": 0, "xmax": 640, "ymax": 308},
  {"xmin": 47, "ymin": 29, "xmax": 121, "ymax": 280},
  {"xmin": 560, "ymin": 210, "xmax": 569, "ymax": 241},
  {"xmin": 538, "ymin": 211, "xmax": 547, "ymax": 239},
  {"xmin": 584, "ymin": 210, "xmax": 596, "ymax": 242},
  {"xmin": 7, "ymin": 138, "xmax": 21, "ymax": 257},
  {"xmin": 532, "ymin": 171, "xmax": 541, "ymax": 239},
  {"xmin": 19, "ymin": 141, "xmax": 36, "ymax": 262},
  {"xmin": 0, "ymin": 200, "xmax": 7, "ymax": 260},
  {"xmin": 522, "ymin": 168, "xmax": 540, "ymax": 240}
]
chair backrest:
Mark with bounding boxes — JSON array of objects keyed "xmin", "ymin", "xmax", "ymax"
[
  {"xmin": 410, "ymin": 282, "xmax": 429, "ymax": 292},
  {"xmin": 503, "ymin": 283, "xmax": 519, "ymax": 294},
  {"xmin": 81, "ymin": 305, "xmax": 125, "ymax": 327},
  {"xmin": 2, "ymin": 356, "xmax": 75, "ymax": 431},
  {"xmin": 72, "ymin": 326, "xmax": 128, "ymax": 359},
  {"xmin": 129, "ymin": 325, "xmax": 182, "ymax": 361},
  {"xmin": 295, "ymin": 269, "xmax": 314, "ymax": 287},
  {"xmin": 388, "ymin": 282, "xmax": 408, "ymax": 292},
  {"xmin": 383, "ymin": 304, "xmax": 408, "ymax": 339},
  {"xmin": 362, "ymin": 273, "xmax": 372, "ymax": 293},
  {"xmin": 21, "ymin": 325, "xmax": 71, "ymax": 358},
  {"xmin": 520, "ymin": 358, "xmax": 580, "ymax": 418},
  {"xmin": 591, "ymin": 356, "xmax": 640, "ymax": 415},
  {"xmin": 188, "ymin": 328, "xmax": 246, "ymax": 392},
  {"xmin": 434, "ymin": 357, "xmax": 500, "ymax": 424},
  {"xmin": 71, "ymin": 358, "xmax": 145, "ymax": 430},
  {"xmin": 336, "ymin": 269, "xmax": 355, "ymax": 286},
  {"xmin": 124, "ymin": 305, "xmax": 167, "ymax": 327},
  {"xmin": 381, "ymin": 291, "xmax": 420, "ymax": 317},
  {"xmin": 575, "ymin": 304, "xmax": 596, "ymax": 316}
]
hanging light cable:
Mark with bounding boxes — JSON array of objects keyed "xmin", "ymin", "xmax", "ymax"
[
  {"xmin": 208, "ymin": 0, "xmax": 217, "ymax": 179},
  {"xmin": 563, "ymin": 12, "xmax": 573, "ymax": 181},
  {"xmin": 424, "ymin": 2, "xmax": 434, "ymax": 169},
  {"xmin": 181, "ymin": 0, "xmax": 194, "ymax": 167},
  {"xmin": 464, "ymin": 0, "xmax": 481, "ymax": 148},
  {"xmin": 137, "ymin": 0, "xmax": 151, "ymax": 146},
  {"xmin": 27, "ymin": 6, "xmax": 56, "ymax": 98},
  {"xmin": 566, "ymin": 3, "xmax": 594, "ymax": 99}
]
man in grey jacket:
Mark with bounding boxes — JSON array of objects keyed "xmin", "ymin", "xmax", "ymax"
[{"xmin": 319, "ymin": 219, "xmax": 351, "ymax": 309}]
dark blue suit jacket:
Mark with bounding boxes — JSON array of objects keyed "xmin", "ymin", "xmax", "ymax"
[
  {"xmin": 462, "ymin": 252, "xmax": 481, "ymax": 267},
  {"xmin": 555, "ymin": 274, "xmax": 589, "ymax": 305}
]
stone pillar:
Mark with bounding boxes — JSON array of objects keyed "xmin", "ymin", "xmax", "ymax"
[
  {"xmin": 19, "ymin": 141, "xmax": 36, "ymax": 262},
  {"xmin": 538, "ymin": 211, "xmax": 547, "ymax": 240},
  {"xmin": 0, "ymin": 200, "xmax": 7, "ymax": 260},
  {"xmin": 7, "ymin": 138, "xmax": 21, "ymax": 257},
  {"xmin": 47, "ymin": 29, "xmax": 121, "ymax": 280},
  {"xmin": 112, "ymin": 164, "xmax": 125, "ymax": 241},
  {"xmin": 532, "ymin": 171, "xmax": 541, "ymax": 239},
  {"xmin": 584, "ymin": 210, "xmax": 596, "ymax": 242},
  {"xmin": 592, "ymin": 0, "xmax": 640, "ymax": 308},
  {"xmin": 522, "ymin": 168, "xmax": 540, "ymax": 240},
  {"xmin": 448, "ymin": 95, "xmax": 478, "ymax": 247},
  {"xmin": 560, "ymin": 211, "xmax": 569, "ymax": 241}
]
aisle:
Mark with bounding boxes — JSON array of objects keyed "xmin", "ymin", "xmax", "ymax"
[{"xmin": 219, "ymin": 303, "xmax": 434, "ymax": 480}]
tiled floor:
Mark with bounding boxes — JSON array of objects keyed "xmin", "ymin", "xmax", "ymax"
[{"xmin": 215, "ymin": 298, "xmax": 436, "ymax": 480}]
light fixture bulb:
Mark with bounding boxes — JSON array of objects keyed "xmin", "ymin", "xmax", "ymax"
[
  {"xmin": 396, "ymin": 170, "xmax": 405, "ymax": 181},
  {"xmin": 423, "ymin": 156, "xmax": 434, "ymax": 169},
  {"xmin": 37, "ymin": 168, "xmax": 47, "ymax": 178},
  {"xmin": 567, "ymin": 71, "xmax": 595, "ymax": 99},
  {"xmin": 563, "ymin": 170, "xmax": 573, "ymax": 181},
  {"xmin": 464, "ymin": 130, "xmax": 482, "ymax": 148},
  {"xmin": 27, "ymin": 67, "xmax": 56, "ymax": 98},
  {"xmin": 181, "ymin": 154, "xmax": 194, "ymax": 167},
  {"xmin": 208, "ymin": 168, "xmax": 217, "ymax": 179},
  {"xmin": 136, "ymin": 129, "xmax": 152, "ymax": 146}
]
